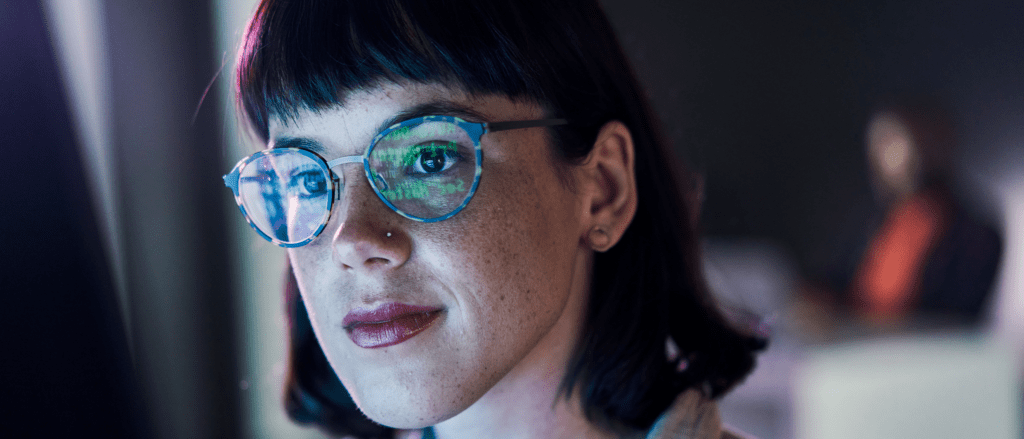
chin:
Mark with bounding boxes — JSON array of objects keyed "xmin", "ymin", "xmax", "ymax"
[
  {"xmin": 351, "ymin": 389, "xmax": 461, "ymax": 429},
  {"xmin": 341, "ymin": 371, "xmax": 476, "ymax": 430}
]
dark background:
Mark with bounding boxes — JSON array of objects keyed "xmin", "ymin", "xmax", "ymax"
[
  {"xmin": 2, "ymin": 1, "xmax": 232, "ymax": 437},
  {"xmin": 603, "ymin": 0, "xmax": 1023, "ymax": 272}
]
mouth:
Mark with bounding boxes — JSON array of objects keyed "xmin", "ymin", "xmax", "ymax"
[{"xmin": 342, "ymin": 303, "xmax": 444, "ymax": 349}]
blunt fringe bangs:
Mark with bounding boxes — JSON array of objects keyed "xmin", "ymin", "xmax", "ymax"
[
  {"xmin": 240, "ymin": 0, "xmax": 766, "ymax": 437},
  {"xmin": 240, "ymin": 0, "xmax": 581, "ymax": 141}
]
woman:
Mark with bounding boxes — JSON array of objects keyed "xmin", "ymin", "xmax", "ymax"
[
  {"xmin": 223, "ymin": 0, "xmax": 765, "ymax": 437},
  {"xmin": 797, "ymin": 98, "xmax": 1002, "ymax": 330}
]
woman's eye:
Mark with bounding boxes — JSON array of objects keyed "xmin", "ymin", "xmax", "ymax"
[
  {"xmin": 410, "ymin": 141, "xmax": 460, "ymax": 175},
  {"xmin": 292, "ymin": 170, "xmax": 328, "ymax": 197}
]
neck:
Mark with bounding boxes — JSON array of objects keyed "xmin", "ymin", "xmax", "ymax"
[{"xmin": 431, "ymin": 250, "xmax": 616, "ymax": 439}]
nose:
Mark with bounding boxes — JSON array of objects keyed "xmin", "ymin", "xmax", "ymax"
[{"xmin": 329, "ymin": 174, "xmax": 412, "ymax": 271}]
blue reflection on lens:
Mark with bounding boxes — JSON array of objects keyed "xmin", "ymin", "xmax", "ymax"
[{"xmin": 257, "ymin": 171, "xmax": 289, "ymax": 242}]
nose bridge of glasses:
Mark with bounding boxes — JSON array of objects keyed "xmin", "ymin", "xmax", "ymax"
[
  {"xmin": 326, "ymin": 155, "xmax": 363, "ymax": 169},
  {"xmin": 324, "ymin": 154, "xmax": 366, "ymax": 202},
  {"xmin": 325, "ymin": 153, "xmax": 374, "ymax": 204}
]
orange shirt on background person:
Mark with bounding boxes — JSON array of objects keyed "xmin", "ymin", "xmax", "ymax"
[{"xmin": 852, "ymin": 190, "xmax": 950, "ymax": 321}]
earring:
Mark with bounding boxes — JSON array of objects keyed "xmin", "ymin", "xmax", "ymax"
[{"xmin": 588, "ymin": 226, "xmax": 611, "ymax": 251}]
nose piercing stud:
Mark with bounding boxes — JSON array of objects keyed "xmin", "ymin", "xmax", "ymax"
[{"xmin": 386, "ymin": 232, "xmax": 392, "ymax": 237}]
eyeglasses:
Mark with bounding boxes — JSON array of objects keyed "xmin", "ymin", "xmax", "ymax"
[{"xmin": 223, "ymin": 115, "xmax": 568, "ymax": 247}]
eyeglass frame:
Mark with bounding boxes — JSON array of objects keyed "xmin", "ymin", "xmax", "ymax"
[{"xmin": 223, "ymin": 115, "xmax": 569, "ymax": 247}]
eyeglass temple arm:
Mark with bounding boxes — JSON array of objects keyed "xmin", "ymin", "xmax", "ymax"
[{"xmin": 485, "ymin": 118, "xmax": 568, "ymax": 133}]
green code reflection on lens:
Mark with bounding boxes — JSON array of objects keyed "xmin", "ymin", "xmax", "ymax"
[
  {"xmin": 381, "ymin": 178, "xmax": 466, "ymax": 201},
  {"xmin": 373, "ymin": 141, "xmax": 458, "ymax": 167},
  {"xmin": 383, "ymin": 123, "xmax": 458, "ymax": 142}
]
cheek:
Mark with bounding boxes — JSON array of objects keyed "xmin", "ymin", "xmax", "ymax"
[
  {"xmin": 288, "ymin": 247, "xmax": 321, "ymax": 291},
  {"xmin": 286, "ymin": 247, "xmax": 338, "ymax": 330},
  {"xmin": 443, "ymin": 160, "xmax": 579, "ymax": 332}
]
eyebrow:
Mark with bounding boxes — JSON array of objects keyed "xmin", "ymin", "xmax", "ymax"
[
  {"xmin": 270, "ymin": 100, "xmax": 489, "ymax": 155},
  {"xmin": 271, "ymin": 136, "xmax": 325, "ymax": 154},
  {"xmin": 375, "ymin": 101, "xmax": 488, "ymax": 134}
]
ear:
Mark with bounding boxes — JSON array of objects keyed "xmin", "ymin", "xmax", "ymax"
[{"xmin": 578, "ymin": 120, "xmax": 638, "ymax": 252}]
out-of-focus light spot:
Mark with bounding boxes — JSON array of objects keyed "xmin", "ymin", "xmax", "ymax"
[
  {"xmin": 794, "ymin": 335, "xmax": 1020, "ymax": 439},
  {"xmin": 991, "ymin": 173, "xmax": 1024, "ymax": 365}
]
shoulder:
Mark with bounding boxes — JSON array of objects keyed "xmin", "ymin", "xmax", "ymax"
[
  {"xmin": 720, "ymin": 427, "xmax": 755, "ymax": 439},
  {"xmin": 643, "ymin": 389, "xmax": 755, "ymax": 439}
]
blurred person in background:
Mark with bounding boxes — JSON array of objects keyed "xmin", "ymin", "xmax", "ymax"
[
  {"xmin": 797, "ymin": 96, "xmax": 1003, "ymax": 335},
  {"xmin": 222, "ymin": 0, "xmax": 766, "ymax": 437}
]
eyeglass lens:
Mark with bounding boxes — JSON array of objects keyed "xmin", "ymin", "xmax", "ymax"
[
  {"xmin": 235, "ymin": 119, "xmax": 479, "ymax": 245},
  {"xmin": 369, "ymin": 119, "xmax": 477, "ymax": 220},
  {"xmin": 237, "ymin": 149, "xmax": 334, "ymax": 244}
]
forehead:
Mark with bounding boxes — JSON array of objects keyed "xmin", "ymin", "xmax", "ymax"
[{"xmin": 266, "ymin": 82, "xmax": 541, "ymax": 155}]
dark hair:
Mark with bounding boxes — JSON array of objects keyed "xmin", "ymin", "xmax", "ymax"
[{"xmin": 238, "ymin": 0, "xmax": 766, "ymax": 436}]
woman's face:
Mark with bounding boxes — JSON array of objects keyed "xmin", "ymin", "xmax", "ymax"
[{"xmin": 272, "ymin": 82, "xmax": 593, "ymax": 427}]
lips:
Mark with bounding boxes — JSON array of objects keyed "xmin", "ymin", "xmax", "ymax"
[{"xmin": 343, "ymin": 303, "xmax": 444, "ymax": 349}]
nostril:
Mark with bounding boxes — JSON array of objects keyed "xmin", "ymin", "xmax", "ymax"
[{"xmin": 366, "ymin": 257, "xmax": 391, "ymax": 266}]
